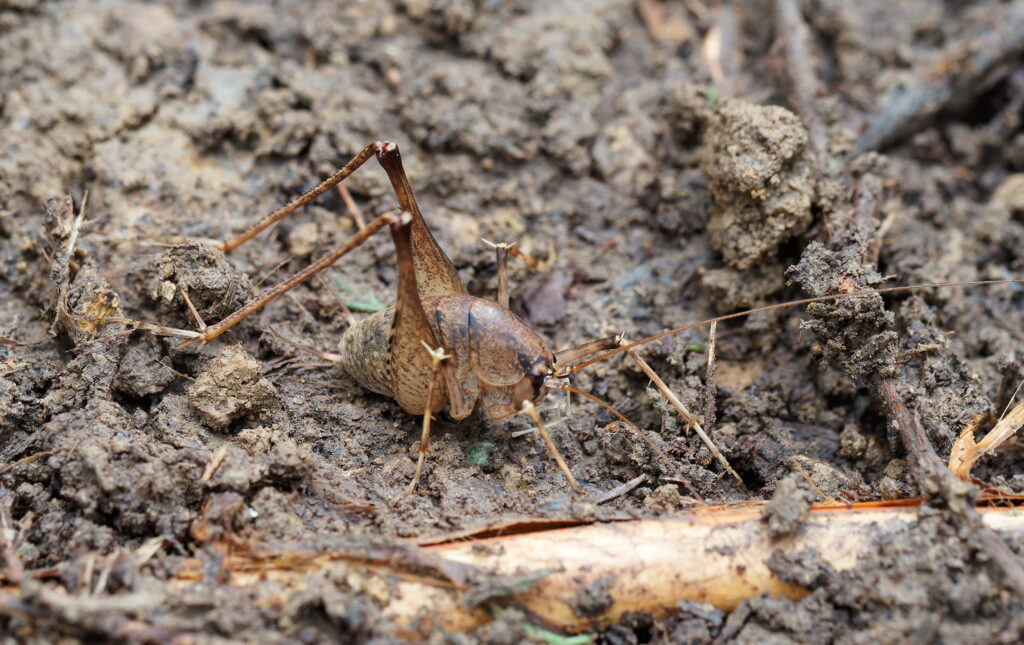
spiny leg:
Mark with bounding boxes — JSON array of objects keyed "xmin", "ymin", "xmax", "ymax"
[
  {"xmin": 376, "ymin": 142, "xmax": 465, "ymax": 299},
  {"xmin": 619, "ymin": 337, "xmax": 742, "ymax": 484},
  {"xmin": 108, "ymin": 210, "xmax": 404, "ymax": 345},
  {"xmin": 519, "ymin": 400, "xmax": 581, "ymax": 491},
  {"xmin": 219, "ymin": 141, "xmax": 465, "ymax": 303},
  {"xmin": 390, "ymin": 343, "xmax": 450, "ymax": 506},
  {"xmin": 385, "ymin": 206, "xmax": 449, "ymax": 414},
  {"xmin": 337, "ymin": 184, "xmax": 367, "ymax": 231},
  {"xmin": 483, "ymin": 240, "xmax": 512, "ymax": 308},
  {"xmin": 482, "ymin": 238, "xmax": 552, "ymax": 309},
  {"xmin": 220, "ymin": 142, "xmax": 378, "ymax": 253}
]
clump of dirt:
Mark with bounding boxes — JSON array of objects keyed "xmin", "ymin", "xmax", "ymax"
[
  {"xmin": 574, "ymin": 574, "xmax": 615, "ymax": 619},
  {"xmin": 136, "ymin": 242, "xmax": 252, "ymax": 326},
  {"xmin": 993, "ymin": 173, "xmax": 1024, "ymax": 216},
  {"xmin": 762, "ymin": 473, "xmax": 816, "ymax": 538},
  {"xmin": 187, "ymin": 345, "xmax": 279, "ymax": 430},
  {"xmin": 701, "ymin": 261, "xmax": 786, "ymax": 310},
  {"xmin": 5, "ymin": 399, "xmax": 206, "ymax": 559},
  {"xmin": 114, "ymin": 337, "xmax": 176, "ymax": 398},
  {"xmin": 644, "ymin": 483, "xmax": 684, "ymax": 513},
  {"xmin": 701, "ymin": 98, "xmax": 815, "ymax": 271},
  {"xmin": 789, "ymin": 238, "xmax": 898, "ymax": 386}
]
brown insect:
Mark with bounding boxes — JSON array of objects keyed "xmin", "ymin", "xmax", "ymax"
[{"xmin": 113, "ymin": 141, "xmax": 1019, "ymax": 504}]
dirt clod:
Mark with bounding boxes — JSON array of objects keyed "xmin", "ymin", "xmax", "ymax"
[
  {"xmin": 701, "ymin": 98, "xmax": 815, "ymax": 271},
  {"xmin": 644, "ymin": 483, "xmax": 683, "ymax": 513},
  {"xmin": 574, "ymin": 574, "xmax": 615, "ymax": 619},
  {"xmin": 138, "ymin": 242, "xmax": 252, "ymax": 326},
  {"xmin": 187, "ymin": 345, "xmax": 279, "ymax": 430},
  {"xmin": 993, "ymin": 173, "xmax": 1024, "ymax": 215},
  {"xmin": 115, "ymin": 339, "xmax": 176, "ymax": 398},
  {"xmin": 763, "ymin": 473, "xmax": 816, "ymax": 539}
]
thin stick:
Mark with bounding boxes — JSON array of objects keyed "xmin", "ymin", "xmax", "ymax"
[
  {"xmin": 201, "ymin": 444, "xmax": 230, "ymax": 484},
  {"xmin": 253, "ymin": 256, "xmax": 293, "ymax": 289},
  {"xmin": 950, "ymin": 398, "xmax": 1024, "ymax": 479},
  {"xmin": 338, "ymin": 183, "xmax": 367, "ymax": 231},
  {"xmin": 0, "ymin": 450, "xmax": 55, "ymax": 474},
  {"xmin": 774, "ymin": 0, "xmax": 827, "ymax": 166},
  {"xmin": 0, "ymin": 503, "xmax": 24, "ymax": 584},
  {"xmin": 266, "ymin": 325, "xmax": 343, "ymax": 363},
  {"xmin": 702, "ymin": 322, "xmax": 718, "ymax": 432},
  {"xmin": 67, "ymin": 189, "xmax": 89, "ymax": 258},
  {"xmin": 79, "ymin": 555, "xmax": 95, "ymax": 595},
  {"xmin": 92, "ymin": 553, "xmax": 114, "ymax": 597},
  {"xmin": 594, "ymin": 473, "xmax": 646, "ymax": 505},
  {"xmin": 179, "ymin": 286, "xmax": 207, "ymax": 333},
  {"xmin": 622, "ymin": 338, "xmax": 741, "ymax": 484},
  {"xmin": 997, "ymin": 378, "xmax": 1024, "ymax": 424}
]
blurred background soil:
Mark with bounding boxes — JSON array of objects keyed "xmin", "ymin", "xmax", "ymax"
[{"xmin": 1, "ymin": 0, "xmax": 1023, "ymax": 642}]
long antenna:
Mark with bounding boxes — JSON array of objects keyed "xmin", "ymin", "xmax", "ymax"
[{"xmin": 558, "ymin": 279, "xmax": 1021, "ymax": 376}]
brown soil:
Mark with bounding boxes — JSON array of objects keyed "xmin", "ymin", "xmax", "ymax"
[{"xmin": 1, "ymin": 0, "xmax": 1023, "ymax": 642}]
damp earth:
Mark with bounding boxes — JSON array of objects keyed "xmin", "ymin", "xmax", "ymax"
[{"xmin": 1, "ymin": 1, "xmax": 1023, "ymax": 642}]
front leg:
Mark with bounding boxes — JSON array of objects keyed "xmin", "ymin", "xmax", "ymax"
[{"xmin": 619, "ymin": 337, "xmax": 742, "ymax": 484}]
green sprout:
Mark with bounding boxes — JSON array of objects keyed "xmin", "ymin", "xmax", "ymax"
[
  {"xmin": 466, "ymin": 442, "xmax": 495, "ymax": 466},
  {"xmin": 523, "ymin": 625, "xmax": 594, "ymax": 645},
  {"xmin": 332, "ymin": 273, "xmax": 385, "ymax": 312}
]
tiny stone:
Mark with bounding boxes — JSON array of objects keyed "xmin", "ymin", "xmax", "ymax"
[
  {"xmin": 644, "ymin": 484, "xmax": 682, "ymax": 513},
  {"xmin": 287, "ymin": 221, "xmax": 320, "ymax": 257},
  {"xmin": 187, "ymin": 346, "xmax": 279, "ymax": 430}
]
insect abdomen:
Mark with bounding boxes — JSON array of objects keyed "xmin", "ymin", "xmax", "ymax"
[{"xmin": 338, "ymin": 307, "xmax": 395, "ymax": 397}]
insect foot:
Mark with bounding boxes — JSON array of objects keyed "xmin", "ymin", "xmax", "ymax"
[
  {"xmin": 518, "ymin": 400, "xmax": 581, "ymax": 492},
  {"xmin": 389, "ymin": 342, "xmax": 450, "ymax": 507}
]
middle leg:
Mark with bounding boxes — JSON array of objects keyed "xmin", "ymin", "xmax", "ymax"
[{"xmin": 390, "ymin": 343, "xmax": 450, "ymax": 506}]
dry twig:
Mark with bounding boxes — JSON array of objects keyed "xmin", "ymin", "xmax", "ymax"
[
  {"xmin": 774, "ymin": 0, "xmax": 828, "ymax": 167},
  {"xmin": 702, "ymin": 322, "xmax": 718, "ymax": 432},
  {"xmin": 854, "ymin": 0, "xmax": 1024, "ymax": 154},
  {"xmin": 949, "ymin": 398, "xmax": 1024, "ymax": 480},
  {"xmin": 380, "ymin": 503, "xmax": 1024, "ymax": 636}
]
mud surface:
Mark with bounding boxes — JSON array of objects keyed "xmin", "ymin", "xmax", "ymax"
[{"xmin": 1, "ymin": 0, "xmax": 1023, "ymax": 642}]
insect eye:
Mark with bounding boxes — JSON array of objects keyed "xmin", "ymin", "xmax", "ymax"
[{"xmin": 531, "ymin": 372, "xmax": 547, "ymax": 392}]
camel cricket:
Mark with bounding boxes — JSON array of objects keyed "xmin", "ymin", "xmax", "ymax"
[{"xmin": 108, "ymin": 141, "xmax": 1019, "ymax": 504}]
